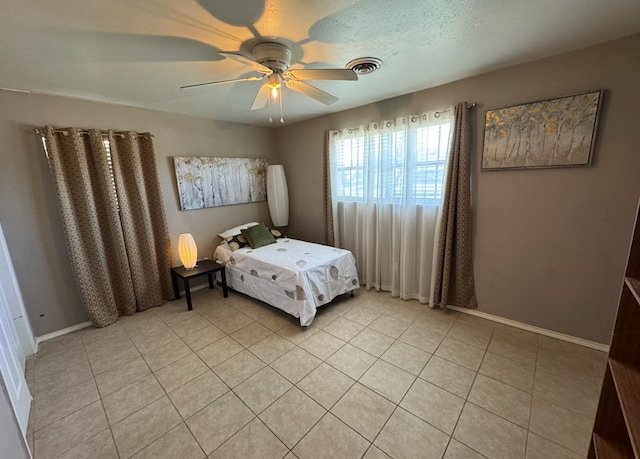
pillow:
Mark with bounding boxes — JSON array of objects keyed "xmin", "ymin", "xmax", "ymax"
[
  {"xmin": 224, "ymin": 233, "xmax": 250, "ymax": 251},
  {"xmin": 241, "ymin": 223, "xmax": 276, "ymax": 249},
  {"xmin": 269, "ymin": 228, "xmax": 286, "ymax": 239},
  {"xmin": 218, "ymin": 222, "xmax": 259, "ymax": 239}
]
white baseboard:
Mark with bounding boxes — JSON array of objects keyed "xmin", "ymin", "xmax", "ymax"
[
  {"xmin": 448, "ymin": 306, "xmax": 610, "ymax": 353},
  {"xmin": 35, "ymin": 321, "xmax": 92, "ymax": 348}
]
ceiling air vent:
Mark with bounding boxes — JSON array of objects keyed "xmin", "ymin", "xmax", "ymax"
[{"xmin": 346, "ymin": 57, "xmax": 382, "ymax": 75}]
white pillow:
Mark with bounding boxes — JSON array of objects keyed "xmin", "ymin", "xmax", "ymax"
[{"xmin": 218, "ymin": 222, "xmax": 259, "ymax": 239}]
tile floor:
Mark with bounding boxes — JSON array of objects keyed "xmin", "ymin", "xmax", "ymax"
[{"xmin": 24, "ymin": 288, "xmax": 606, "ymax": 458}]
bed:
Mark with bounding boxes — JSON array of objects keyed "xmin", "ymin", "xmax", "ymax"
[{"xmin": 214, "ymin": 236, "xmax": 359, "ymax": 326}]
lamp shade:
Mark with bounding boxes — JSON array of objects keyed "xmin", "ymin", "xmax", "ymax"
[
  {"xmin": 178, "ymin": 233, "xmax": 197, "ymax": 269},
  {"xmin": 267, "ymin": 165, "xmax": 289, "ymax": 227}
]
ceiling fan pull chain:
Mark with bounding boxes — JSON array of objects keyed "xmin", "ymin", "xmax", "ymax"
[{"xmin": 279, "ymin": 88, "xmax": 284, "ymax": 123}]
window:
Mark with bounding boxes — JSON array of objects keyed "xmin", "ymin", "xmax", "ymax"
[{"xmin": 331, "ymin": 120, "xmax": 451, "ymax": 206}]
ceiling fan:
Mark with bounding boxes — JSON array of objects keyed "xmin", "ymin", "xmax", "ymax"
[{"xmin": 180, "ymin": 41, "xmax": 358, "ymax": 123}]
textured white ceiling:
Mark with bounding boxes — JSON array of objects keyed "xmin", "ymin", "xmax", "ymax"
[{"xmin": 2, "ymin": 0, "xmax": 639, "ymax": 126}]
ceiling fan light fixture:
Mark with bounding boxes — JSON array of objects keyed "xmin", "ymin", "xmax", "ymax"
[{"xmin": 267, "ymin": 73, "xmax": 281, "ymax": 99}]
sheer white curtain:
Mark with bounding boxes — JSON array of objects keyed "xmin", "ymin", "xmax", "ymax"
[{"xmin": 329, "ymin": 109, "xmax": 453, "ymax": 303}]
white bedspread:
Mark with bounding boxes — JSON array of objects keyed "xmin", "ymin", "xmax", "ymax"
[{"xmin": 214, "ymin": 238, "xmax": 359, "ymax": 326}]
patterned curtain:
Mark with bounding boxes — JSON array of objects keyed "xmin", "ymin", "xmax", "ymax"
[
  {"xmin": 432, "ymin": 103, "xmax": 479, "ymax": 309},
  {"xmin": 44, "ymin": 127, "xmax": 171, "ymax": 327}
]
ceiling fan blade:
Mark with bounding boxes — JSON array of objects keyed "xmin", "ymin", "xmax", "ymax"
[
  {"xmin": 284, "ymin": 68, "xmax": 358, "ymax": 81},
  {"xmin": 251, "ymin": 84, "xmax": 270, "ymax": 110},
  {"xmin": 219, "ymin": 51, "xmax": 272, "ymax": 75},
  {"xmin": 180, "ymin": 75, "xmax": 264, "ymax": 89},
  {"xmin": 285, "ymin": 79, "xmax": 339, "ymax": 105}
]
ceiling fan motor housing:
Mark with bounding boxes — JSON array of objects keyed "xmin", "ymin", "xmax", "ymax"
[{"xmin": 252, "ymin": 42, "xmax": 292, "ymax": 72}]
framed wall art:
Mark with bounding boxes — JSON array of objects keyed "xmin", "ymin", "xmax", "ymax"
[
  {"xmin": 173, "ymin": 156, "xmax": 267, "ymax": 210},
  {"xmin": 481, "ymin": 90, "xmax": 602, "ymax": 171}
]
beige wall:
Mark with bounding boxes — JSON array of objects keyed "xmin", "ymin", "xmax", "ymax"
[
  {"xmin": 0, "ymin": 91, "xmax": 276, "ymax": 336},
  {"xmin": 2, "ymin": 34, "xmax": 638, "ymax": 343},
  {"xmin": 276, "ymin": 34, "xmax": 640, "ymax": 344}
]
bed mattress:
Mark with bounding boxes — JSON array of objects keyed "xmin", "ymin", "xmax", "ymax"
[{"xmin": 214, "ymin": 238, "xmax": 359, "ymax": 326}]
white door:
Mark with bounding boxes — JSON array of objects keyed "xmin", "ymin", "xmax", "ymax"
[
  {"xmin": 0, "ymin": 222, "xmax": 33, "ymax": 436},
  {"xmin": 0, "ymin": 279, "xmax": 32, "ymax": 435}
]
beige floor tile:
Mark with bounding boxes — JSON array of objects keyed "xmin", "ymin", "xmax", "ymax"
[
  {"xmin": 34, "ymin": 345, "xmax": 88, "ymax": 380},
  {"xmin": 80, "ymin": 323, "xmax": 128, "ymax": 347},
  {"xmin": 360, "ymin": 360, "xmax": 416, "ymax": 403},
  {"xmin": 103, "ymin": 374, "xmax": 164, "ymax": 425},
  {"xmin": 534, "ymin": 369, "xmax": 599, "ymax": 417},
  {"xmin": 233, "ymin": 366, "xmax": 292, "ymax": 414},
  {"xmin": 369, "ymin": 315, "xmax": 409, "ymax": 338},
  {"xmin": 299, "ymin": 330, "xmax": 346, "ymax": 360},
  {"xmin": 182, "ymin": 324, "xmax": 226, "ymax": 351},
  {"xmin": 323, "ymin": 316, "xmax": 365, "ymax": 341},
  {"xmin": 529, "ymin": 396, "xmax": 593, "ymax": 456},
  {"xmin": 32, "ymin": 359, "xmax": 93, "ymax": 396},
  {"xmin": 453, "ymin": 403, "xmax": 527, "ymax": 459},
  {"xmin": 95, "ymin": 357, "xmax": 151, "ymax": 397},
  {"xmin": 260, "ymin": 387, "xmax": 326, "ymax": 448},
  {"xmin": 186, "ymin": 391, "xmax": 254, "ymax": 455},
  {"xmin": 231, "ymin": 322, "xmax": 273, "ymax": 347},
  {"xmin": 214, "ymin": 312, "xmax": 255, "ymax": 334},
  {"xmin": 198, "ymin": 303, "xmax": 238, "ymax": 323},
  {"xmin": 112, "ymin": 396, "xmax": 182, "ymax": 458},
  {"xmin": 487, "ymin": 333, "xmax": 537, "ymax": 367},
  {"xmin": 167, "ymin": 312, "xmax": 210, "ymax": 338},
  {"xmin": 536, "ymin": 346, "xmax": 595, "ymax": 386},
  {"xmin": 293, "ymin": 413, "xmax": 370, "ymax": 459},
  {"xmin": 526, "ymin": 432, "xmax": 582, "ymax": 459},
  {"xmin": 446, "ymin": 322, "xmax": 493, "ymax": 350},
  {"xmin": 259, "ymin": 311, "xmax": 293, "ymax": 332},
  {"xmin": 398, "ymin": 325, "xmax": 445, "ymax": 353},
  {"xmin": 229, "ymin": 299, "xmax": 273, "ymax": 321},
  {"xmin": 197, "ymin": 336, "xmax": 243, "ymax": 368},
  {"xmin": 168, "ymin": 370, "xmax": 228, "ymax": 419},
  {"xmin": 213, "ymin": 350, "xmax": 265, "ymax": 387},
  {"xmin": 326, "ymin": 343, "xmax": 376, "ymax": 380},
  {"xmin": 467, "ymin": 374, "xmax": 531, "ymax": 428},
  {"xmin": 142, "ymin": 339, "xmax": 193, "ymax": 372},
  {"xmin": 130, "ymin": 423, "xmax": 205, "ymax": 459},
  {"xmin": 381, "ymin": 341, "xmax": 431, "ymax": 376},
  {"xmin": 209, "ymin": 417, "xmax": 288, "ymax": 459},
  {"xmin": 342, "ymin": 305, "xmax": 383, "ymax": 326},
  {"xmin": 248, "ymin": 333, "xmax": 295, "ymax": 363},
  {"xmin": 493, "ymin": 323, "xmax": 539, "ymax": 342},
  {"xmin": 297, "ymin": 363, "xmax": 355, "ymax": 410},
  {"xmin": 400, "ymin": 378, "xmax": 465, "ymax": 434},
  {"xmin": 443, "ymin": 439, "xmax": 486, "ymax": 459},
  {"xmin": 331, "ymin": 383, "xmax": 395, "ymax": 441},
  {"xmin": 58, "ymin": 428, "xmax": 118, "ymax": 459},
  {"xmin": 33, "ymin": 377, "xmax": 100, "ymax": 431},
  {"xmin": 37, "ymin": 333, "xmax": 84, "ymax": 358},
  {"xmin": 270, "ymin": 346, "xmax": 322, "ymax": 383},
  {"xmin": 129, "ymin": 324, "xmax": 180, "ymax": 354},
  {"xmin": 277, "ymin": 322, "xmax": 320, "ymax": 345},
  {"xmin": 479, "ymin": 351, "xmax": 535, "ymax": 393},
  {"xmin": 435, "ymin": 338, "xmax": 485, "ymax": 371},
  {"xmin": 419, "ymin": 355, "xmax": 476, "ymax": 399},
  {"xmin": 383, "ymin": 304, "xmax": 422, "ymax": 324},
  {"xmin": 154, "ymin": 353, "xmax": 208, "ymax": 392},
  {"xmin": 350, "ymin": 328, "xmax": 395, "ymax": 357},
  {"xmin": 88, "ymin": 343, "xmax": 141, "ymax": 376},
  {"xmin": 374, "ymin": 408, "xmax": 449, "ymax": 459},
  {"xmin": 455, "ymin": 314, "xmax": 497, "ymax": 333},
  {"xmin": 34, "ymin": 401, "xmax": 108, "ymax": 459},
  {"xmin": 413, "ymin": 310, "xmax": 458, "ymax": 336},
  {"xmin": 363, "ymin": 445, "xmax": 391, "ymax": 459}
]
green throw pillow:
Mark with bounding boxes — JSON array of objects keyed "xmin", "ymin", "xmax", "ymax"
[{"xmin": 241, "ymin": 223, "xmax": 276, "ymax": 249}]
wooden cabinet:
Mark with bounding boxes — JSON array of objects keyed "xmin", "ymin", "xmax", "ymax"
[{"xmin": 589, "ymin": 202, "xmax": 640, "ymax": 458}]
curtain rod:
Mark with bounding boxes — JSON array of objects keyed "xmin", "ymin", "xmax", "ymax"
[{"xmin": 33, "ymin": 128, "xmax": 154, "ymax": 139}]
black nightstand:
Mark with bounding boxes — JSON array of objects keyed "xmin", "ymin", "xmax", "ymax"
[{"xmin": 171, "ymin": 259, "xmax": 228, "ymax": 311}]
